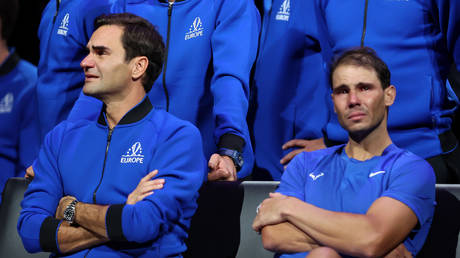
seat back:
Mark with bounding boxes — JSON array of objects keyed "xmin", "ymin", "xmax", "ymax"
[
  {"xmin": 236, "ymin": 181, "xmax": 279, "ymax": 258},
  {"xmin": 0, "ymin": 177, "xmax": 49, "ymax": 257},
  {"xmin": 418, "ymin": 184, "xmax": 460, "ymax": 258}
]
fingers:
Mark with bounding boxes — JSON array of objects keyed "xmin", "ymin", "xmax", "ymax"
[
  {"xmin": 25, "ymin": 165, "xmax": 35, "ymax": 180},
  {"xmin": 269, "ymin": 192, "xmax": 284, "ymax": 198},
  {"xmin": 207, "ymin": 169, "xmax": 230, "ymax": 181},
  {"xmin": 139, "ymin": 170, "xmax": 158, "ymax": 183},
  {"xmin": 280, "ymin": 149, "xmax": 304, "ymax": 165},
  {"xmin": 282, "ymin": 139, "xmax": 308, "ymax": 150},
  {"xmin": 208, "ymin": 153, "xmax": 221, "ymax": 170}
]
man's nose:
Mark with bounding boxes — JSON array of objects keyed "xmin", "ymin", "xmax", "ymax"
[
  {"xmin": 80, "ymin": 55, "xmax": 94, "ymax": 69},
  {"xmin": 348, "ymin": 90, "xmax": 360, "ymax": 107}
]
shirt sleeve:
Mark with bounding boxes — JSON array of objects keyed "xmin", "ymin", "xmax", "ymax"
[
  {"xmin": 17, "ymin": 123, "xmax": 67, "ymax": 253},
  {"xmin": 434, "ymin": 0, "xmax": 460, "ymax": 70},
  {"xmin": 17, "ymin": 75, "xmax": 40, "ymax": 177},
  {"xmin": 276, "ymin": 152, "xmax": 308, "ymax": 201},
  {"xmin": 210, "ymin": 0, "xmax": 260, "ymax": 147},
  {"xmin": 382, "ymin": 154, "xmax": 436, "ymax": 230},
  {"xmin": 289, "ymin": 0, "xmax": 330, "ymax": 140},
  {"xmin": 105, "ymin": 122, "xmax": 206, "ymax": 243}
]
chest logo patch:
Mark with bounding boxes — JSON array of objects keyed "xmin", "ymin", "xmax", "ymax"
[
  {"xmin": 57, "ymin": 13, "xmax": 70, "ymax": 36},
  {"xmin": 0, "ymin": 93, "xmax": 13, "ymax": 113},
  {"xmin": 120, "ymin": 142, "xmax": 144, "ymax": 164},
  {"xmin": 275, "ymin": 0, "xmax": 290, "ymax": 21},
  {"xmin": 185, "ymin": 17, "xmax": 204, "ymax": 40},
  {"xmin": 309, "ymin": 172, "xmax": 324, "ymax": 181},
  {"xmin": 369, "ymin": 170, "xmax": 386, "ymax": 178}
]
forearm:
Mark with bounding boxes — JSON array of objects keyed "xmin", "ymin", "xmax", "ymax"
[
  {"xmin": 283, "ymin": 197, "xmax": 413, "ymax": 257},
  {"xmin": 261, "ymin": 222, "xmax": 319, "ymax": 253},
  {"xmin": 57, "ymin": 221, "xmax": 108, "ymax": 254},
  {"xmin": 285, "ymin": 202, "xmax": 372, "ymax": 256},
  {"xmin": 74, "ymin": 202, "xmax": 109, "ymax": 238}
]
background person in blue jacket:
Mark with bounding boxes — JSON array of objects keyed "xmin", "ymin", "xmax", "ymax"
[
  {"xmin": 285, "ymin": 0, "xmax": 460, "ymax": 183},
  {"xmin": 35, "ymin": 0, "xmax": 122, "ymax": 142},
  {"xmin": 250, "ymin": 0, "xmax": 328, "ymax": 180},
  {"xmin": 253, "ymin": 48, "xmax": 435, "ymax": 258},
  {"xmin": 0, "ymin": 0, "xmax": 40, "ymax": 204},
  {"xmin": 37, "ymin": 0, "xmax": 259, "ymax": 181},
  {"xmin": 98, "ymin": 0, "xmax": 260, "ymax": 181},
  {"xmin": 18, "ymin": 13, "xmax": 205, "ymax": 257}
]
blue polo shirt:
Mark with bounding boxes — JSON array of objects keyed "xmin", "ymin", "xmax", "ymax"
[{"xmin": 277, "ymin": 144, "xmax": 436, "ymax": 257}]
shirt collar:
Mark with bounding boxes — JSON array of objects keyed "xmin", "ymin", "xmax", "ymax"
[
  {"xmin": 0, "ymin": 49, "xmax": 20, "ymax": 76},
  {"xmin": 97, "ymin": 96, "xmax": 153, "ymax": 126}
]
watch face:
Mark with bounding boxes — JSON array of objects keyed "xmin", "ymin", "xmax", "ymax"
[
  {"xmin": 64, "ymin": 209, "xmax": 74, "ymax": 221},
  {"xmin": 64, "ymin": 201, "xmax": 76, "ymax": 222}
]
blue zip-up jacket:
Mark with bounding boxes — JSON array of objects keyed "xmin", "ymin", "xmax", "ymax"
[
  {"xmin": 0, "ymin": 49, "xmax": 39, "ymax": 204},
  {"xmin": 36, "ymin": 0, "xmax": 118, "ymax": 141},
  {"xmin": 301, "ymin": 0, "xmax": 460, "ymax": 159},
  {"xmin": 18, "ymin": 97, "xmax": 205, "ymax": 257},
  {"xmin": 250, "ymin": 0, "xmax": 328, "ymax": 180},
  {"xmin": 71, "ymin": 0, "xmax": 260, "ymax": 178}
]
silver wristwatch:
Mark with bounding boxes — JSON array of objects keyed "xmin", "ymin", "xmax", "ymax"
[{"xmin": 63, "ymin": 199, "xmax": 78, "ymax": 224}]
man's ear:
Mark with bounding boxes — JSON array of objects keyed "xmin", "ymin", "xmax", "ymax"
[
  {"xmin": 131, "ymin": 56, "xmax": 148, "ymax": 81},
  {"xmin": 384, "ymin": 85, "xmax": 396, "ymax": 107},
  {"xmin": 331, "ymin": 93, "xmax": 337, "ymax": 113}
]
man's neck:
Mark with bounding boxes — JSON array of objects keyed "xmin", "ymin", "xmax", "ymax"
[
  {"xmin": 103, "ymin": 87, "xmax": 146, "ymax": 129},
  {"xmin": 345, "ymin": 123, "xmax": 392, "ymax": 161},
  {"xmin": 0, "ymin": 39, "xmax": 10, "ymax": 65}
]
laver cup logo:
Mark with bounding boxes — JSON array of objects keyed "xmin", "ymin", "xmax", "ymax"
[{"xmin": 121, "ymin": 142, "xmax": 144, "ymax": 164}]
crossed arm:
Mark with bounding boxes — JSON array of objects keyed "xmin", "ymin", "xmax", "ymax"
[
  {"xmin": 53, "ymin": 170, "xmax": 164, "ymax": 254},
  {"xmin": 253, "ymin": 193, "xmax": 417, "ymax": 257}
]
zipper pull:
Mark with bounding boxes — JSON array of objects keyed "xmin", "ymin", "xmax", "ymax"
[
  {"xmin": 107, "ymin": 128, "xmax": 113, "ymax": 142},
  {"xmin": 168, "ymin": 1, "xmax": 174, "ymax": 16}
]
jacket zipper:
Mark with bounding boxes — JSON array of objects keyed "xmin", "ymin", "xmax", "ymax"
[
  {"xmin": 92, "ymin": 128, "xmax": 113, "ymax": 204},
  {"xmin": 53, "ymin": 0, "xmax": 60, "ymax": 23},
  {"xmin": 360, "ymin": 0, "xmax": 369, "ymax": 47},
  {"xmin": 162, "ymin": 1, "xmax": 174, "ymax": 112}
]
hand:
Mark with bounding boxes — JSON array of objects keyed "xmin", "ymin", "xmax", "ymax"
[
  {"xmin": 252, "ymin": 192, "xmax": 291, "ymax": 233},
  {"xmin": 207, "ymin": 154, "xmax": 237, "ymax": 181},
  {"xmin": 126, "ymin": 170, "xmax": 164, "ymax": 205},
  {"xmin": 25, "ymin": 165, "xmax": 34, "ymax": 180},
  {"xmin": 280, "ymin": 138, "xmax": 326, "ymax": 165},
  {"xmin": 384, "ymin": 243, "xmax": 412, "ymax": 258},
  {"xmin": 56, "ymin": 196, "xmax": 77, "ymax": 220}
]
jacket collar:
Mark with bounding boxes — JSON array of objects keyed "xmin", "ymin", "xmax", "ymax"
[
  {"xmin": 0, "ymin": 49, "xmax": 20, "ymax": 76},
  {"xmin": 97, "ymin": 96, "xmax": 153, "ymax": 126}
]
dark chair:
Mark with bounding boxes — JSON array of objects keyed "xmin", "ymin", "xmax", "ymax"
[
  {"xmin": 418, "ymin": 185, "xmax": 460, "ymax": 258},
  {"xmin": 184, "ymin": 181, "xmax": 244, "ymax": 258},
  {"xmin": 0, "ymin": 177, "xmax": 49, "ymax": 257}
]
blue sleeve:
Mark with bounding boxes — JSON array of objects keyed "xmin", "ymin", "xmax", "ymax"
[
  {"xmin": 17, "ymin": 124, "xmax": 67, "ymax": 253},
  {"xmin": 288, "ymin": 0, "xmax": 331, "ymax": 140},
  {"xmin": 382, "ymin": 156, "xmax": 436, "ymax": 231},
  {"xmin": 17, "ymin": 72, "xmax": 40, "ymax": 177},
  {"xmin": 105, "ymin": 123, "xmax": 206, "ymax": 243},
  {"xmin": 210, "ymin": 0, "xmax": 260, "ymax": 144},
  {"xmin": 276, "ymin": 152, "xmax": 307, "ymax": 201},
  {"xmin": 434, "ymin": 0, "xmax": 460, "ymax": 70}
]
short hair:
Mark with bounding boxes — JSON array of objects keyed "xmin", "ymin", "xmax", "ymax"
[
  {"xmin": 94, "ymin": 13, "xmax": 165, "ymax": 93},
  {"xmin": 0, "ymin": 0, "xmax": 19, "ymax": 41},
  {"xmin": 329, "ymin": 47, "xmax": 391, "ymax": 89}
]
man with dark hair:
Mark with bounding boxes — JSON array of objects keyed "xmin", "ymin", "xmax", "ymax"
[
  {"xmin": 0, "ymin": 0, "xmax": 39, "ymax": 204},
  {"xmin": 18, "ymin": 13, "xmax": 205, "ymax": 257},
  {"xmin": 253, "ymin": 47, "xmax": 435, "ymax": 257},
  {"xmin": 34, "ymin": 0, "xmax": 259, "ymax": 182}
]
